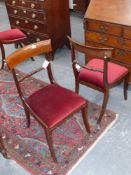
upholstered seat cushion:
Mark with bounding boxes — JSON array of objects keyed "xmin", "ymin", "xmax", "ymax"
[
  {"xmin": 0, "ymin": 29, "xmax": 26, "ymax": 42},
  {"xmin": 26, "ymin": 84, "xmax": 86, "ymax": 128},
  {"xmin": 79, "ymin": 58, "xmax": 128, "ymax": 88}
]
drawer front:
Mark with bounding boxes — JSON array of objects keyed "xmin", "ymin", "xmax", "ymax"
[
  {"xmin": 123, "ymin": 28, "xmax": 131, "ymax": 40},
  {"xmin": 85, "ymin": 31, "xmax": 131, "ymax": 51},
  {"xmin": 85, "ymin": 40, "xmax": 131, "ymax": 66},
  {"xmin": 6, "ymin": 0, "xmax": 44, "ymax": 11},
  {"xmin": 9, "ymin": 16, "xmax": 47, "ymax": 34},
  {"xmin": 85, "ymin": 20, "xmax": 122, "ymax": 36},
  {"xmin": 6, "ymin": 0, "xmax": 19, "ymax": 6},
  {"xmin": 115, "ymin": 49, "xmax": 131, "ymax": 65},
  {"xmin": 23, "ymin": 30, "xmax": 49, "ymax": 44},
  {"xmin": 6, "ymin": 5, "xmax": 46, "ymax": 22},
  {"xmin": 85, "ymin": 40, "xmax": 111, "ymax": 49}
]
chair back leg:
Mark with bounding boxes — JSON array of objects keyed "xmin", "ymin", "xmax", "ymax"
[
  {"xmin": 97, "ymin": 90, "xmax": 109, "ymax": 124},
  {"xmin": 75, "ymin": 80, "xmax": 79, "ymax": 93},
  {"xmin": 124, "ymin": 73, "xmax": 129, "ymax": 100},
  {"xmin": 45, "ymin": 129, "xmax": 57, "ymax": 163}
]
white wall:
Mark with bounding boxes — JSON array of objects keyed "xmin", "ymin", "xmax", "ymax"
[{"xmin": 69, "ymin": 0, "xmax": 73, "ymax": 9}]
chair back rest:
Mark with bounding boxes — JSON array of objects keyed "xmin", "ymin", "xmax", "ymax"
[
  {"xmin": 6, "ymin": 39, "xmax": 55, "ymax": 101},
  {"xmin": 67, "ymin": 36, "xmax": 114, "ymax": 62},
  {"xmin": 68, "ymin": 36, "xmax": 116, "ymax": 88},
  {"xmin": 6, "ymin": 39, "xmax": 52, "ymax": 69}
]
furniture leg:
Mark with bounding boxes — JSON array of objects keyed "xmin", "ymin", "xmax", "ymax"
[
  {"xmin": 97, "ymin": 90, "xmax": 109, "ymax": 124},
  {"xmin": 45, "ymin": 129, "xmax": 57, "ymax": 163},
  {"xmin": 25, "ymin": 109, "xmax": 31, "ymax": 128},
  {"xmin": 81, "ymin": 106, "xmax": 91, "ymax": 133},
  {"xmin": 124, "ymin": 74, "xmax": 129, "ymax": 100},
  {"xmin": 0, "ymin": 44, "xmax": 5, "ymax": 69},
  {"xmin": 0, "ymin": 133, "xmax": 10, "ymax": 159},
  {"xmin": 75, "ymin": 80, "xmax": 79, "ymax": 93}
]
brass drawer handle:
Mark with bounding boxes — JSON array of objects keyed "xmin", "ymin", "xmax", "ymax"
[
  {"xmin": 118, "ymin": 38, "xmax": 125, "ymax": 45},
  {"xmin": 100, "ymin": 25, "xmax": 108, "ymax": 32},
  {"xmin": 31, "ymin": 3, "xmax": 35, "ymax": 8},
  {"xmin": 22, "ymin": 1, "xmax": 25, "ymax": 4},
  {"xmin": 25, "ymin": 20, "xmax": 29, "ymax": 23},
  {"xmin": 13, "ymin": 9, "xmax": 18, "ymax": 14},
  {"xmin": 73, "ymin": 3, "xmax": 77, "ymax": 7},
  {"xmin": 12, "ymin": 0, "xmax": 16, "ymax": 5},
  {"xmin": 16, "ymin": 20, "xmax": 20, "ymax": 25},
  {"xmin": 36, "ymin": 38, "xmax": 41, "ymax": 42},
  {"xmin": 23, "ymin": 10, "xmax": 27, "ymax": 14},
  {"xmin": 99, "ymin": 37, "xmax": 108, "ymax": 43},
  {"xmin": 34, "ymin": 25, "xmax": 38, "ymax": 30},
  {"xmin": 117, "ymin": 49, "xmax": 125, "ymax": 56},
  {"xmin": 32, "ymin": 13, "xmax": 36, "ymax": 18},
  {"xmin": 44, "ymin": 16, "xmax": 46, "ymax": 21}
]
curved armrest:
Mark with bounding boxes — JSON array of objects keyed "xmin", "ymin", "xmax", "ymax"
[
  {"xmin": 73, "ymin": 60, "xmax": 104, "ymax": 73},
  {"xmin": 110, "ymin": 58, "xmax": 131, "ymax": 69}
]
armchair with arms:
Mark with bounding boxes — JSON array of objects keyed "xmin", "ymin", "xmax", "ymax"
[{"xmin": 68, "ymin": 36, "xmax": 129, "ymax": 124}]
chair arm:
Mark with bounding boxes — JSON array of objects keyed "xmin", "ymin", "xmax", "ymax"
[
  {"xmin": 72, "ymin": 60, "xmax": 104, "ymax": 73},
  {"xmin": 110, "ymin": 58, "xmax": 131, "ymax": 69}
]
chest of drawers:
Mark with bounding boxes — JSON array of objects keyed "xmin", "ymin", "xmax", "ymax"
[
  {"xmin": 5, "ymin": 0, "xmax": 71, "ymax": 52},
  {"xmin": 84, "ymin": 0, "xmax": 131, "ymax": 81}
]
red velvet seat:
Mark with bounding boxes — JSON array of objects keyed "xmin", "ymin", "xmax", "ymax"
[
  {"xmin": 0, "ymin": 29, "xmax": 26, "ymax": 42},
  {"xmin": 0, "ymin": 28, "xmax": 27, "ymax": 69},
  {"xmin": 79, "ymin": 58, "xmax": 128, "ymax": 88},
  {"xmin": 6, "ymin": 39, "xmax": 90, "ymax": 162},
  {"xmin": 26, "ymin": 84, "xmax": 86, "ymax": 128},
  {"xmin": 68, "ymin": 36, "xmax": 129, "ymax": 124}
]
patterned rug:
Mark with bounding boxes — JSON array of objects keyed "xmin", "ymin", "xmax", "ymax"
[{"xmin": 0, "ymin": 70, "xmax": 117, "ymax": 175}]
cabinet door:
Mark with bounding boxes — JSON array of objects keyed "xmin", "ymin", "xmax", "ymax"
[{"xmin": 73, "ymin": 0, "xmax": 90, "ymax": 13}]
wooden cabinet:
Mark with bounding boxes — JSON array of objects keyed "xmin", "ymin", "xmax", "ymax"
[
  {"xmin": 5, "ymin": 0, "xmax": 71, "ymax": 52},
  {"xmin": 84, "ymin": 0, "xmax": 131, "ymax": 81},
  {"xmin": 73, "ymin": 0, "xmax": 90, "ymax": 14}
]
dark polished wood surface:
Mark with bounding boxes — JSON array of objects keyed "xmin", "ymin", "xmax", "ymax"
[
  {"xmin": 84, "ymin": 0, "xmax": 131, "ymax": 81},
  {"xmin": 73, "ymin": 0, "xmax": 90, "ymax": 14},
  {"xmin": 5, "ymin": 0, "xmax": 71, "ymax": 52}
]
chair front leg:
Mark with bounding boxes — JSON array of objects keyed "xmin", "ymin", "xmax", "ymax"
[
  {"xmin": 97, "ymin": 90, "xmax": 109, "ymax": 124},
  {"xmin": 0, "ymin": 44, "xmax": 5, "ymax": 69},
  {"xmin": 25, "ymin": 109, "xmax": 31, "ymax": 128},
  {"xmin": 81, "ymin": 106, "xmax": 91, "ymax": 133},
  {"xmin": 45, "ymin": 129, "xmax": 57, "ymax": 163},
  {"xmin": 124, "ymin": 73, "xmax": 129, "ymax": 100},
  {"xmin": 0, "ymin": 133, "xmax": 10, "ymax": 159},
  {"xmin": 22, "ymin": 104, "xmax": 31, "ymax": 128}
]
